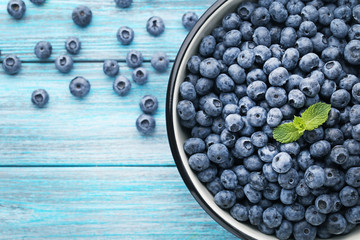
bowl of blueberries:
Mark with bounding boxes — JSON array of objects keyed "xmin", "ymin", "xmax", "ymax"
[{"xmin": 166, "ymin": 0, "xmax": 360, "ymax": 239}]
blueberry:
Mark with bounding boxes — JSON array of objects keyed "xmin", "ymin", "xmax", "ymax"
[
  {"xmin": 222, "ymin": 12, "xmax": 240, "ymax": 31},
  {"xmin": 151, "ymin": 52, "xmax": 169, "ymax": 72},
  {"xmin": 263, "ymin": 207, "xmax": 282, "ymax": 228},
  {"xmin": 266, "ymin": 108, "xmax": 283, "ymax": 127},
  {"xmin": 139, "ymin": 95, "xmax": 158, "ymax": 115},
  {"xmin": 204, "ymin": 133, "xmax": 220, "ymax": 148},
  {"xmin": 237, "ymin": 49, "xmax": 255, "ymax": 69},
  {"xmin": 344, "ymin": 40, "xmax": 360, "ymax": 65},
  {"xmin": 269, "ymin": 26, "xmax": 281, "ymax": 44},
  {"xmin": 102, "ymin": 59, "xmax": 119, "ymax": 77},
  {"xmin": 252, "ymin": 27, "xmax": 270, "ymax": 47},
  {"xmin": 246, "ymin": 68, "xmax": 267, "ymax": 85},
  {"xmin": 180, "ymin": 118, "xmax": 196, "ymax": 129},
  {"xmin": 320, "ymin": 79, "xmax": 336, "ymax": 99},
  {"xmin": 227, "ymin": 64, "xmax": 245, "ymax": 84},
  {"xmin": 323, "ymin": 60, "xmax": 342, "ymax": 80},
  {"xmin": 280, "ymin": 142, "xmax": 300, "ymax": 158},
  {"xmin": 113, "ymin": 75, "xmax": 131, "ymax": 96},
  {"xmin": 207, "ymin": 143, "xmax": 229, "ymax": 164},
  {"xmin": 238, "ymin": 96, "xmax": 255, "ymax": 115},
  {"xmin": 211, "ymin": 27, "xmax": 226, "ymax": 42},
  {"xmin": 250, "ymin": 7, "xmax": 270, "ymax": 27},
  {"xmin": 203, "ymin": 97, "xmax": 222, "ymax": 117},
  {"xmin": 214, "ymin": 190, "xmax": 236, "ymax": 209},
  {"xmin": 298, "ymin": 194, "xmax": 315, "ymax": 207},
  {"xmin": 265, "ymin": 87, "xmax": 287, "ymax": 108},
  {"xmin": 114, "ymin": 0, "xmax": 132, "ymax": 8},
  {"xmin": 246, "ymin": 106, "xmax": 267, "ymax": 127},
  {"xmin": 326, "ymin": 213, "xmax": 347, "ymax": 235},
  {"xmin": 233, "ymin": 137, "xmax": 254, "ymax": 158},
  {"xmin": 132, "ymin": 67, "xmax": 148, "ymax": 85},
  {"xmin": 276, "ymin": 220, "xmax": 292, "ymax": 240},
  {"xmin": 340, "ymin": 74, "xmax": 359, "ymax": 91},
  {"xmin": 318, "ymin": 6, "xmax": 334, "ymax": 26},
  {"xmin": 225, "ymin": 114, "xmax": 243, "ymax": 133},
  {"xmin": 195, "ymin": 110, "xmax": 212, "ymax": 127},
  {"xmin": 348, "ymin": 24, "xmax": 360, "ymax": 41},
  {"xmin": 34, "ymin": 41, "xmax": 52, "ymax": 59},
  {"xmin": 69, "ymin": 76, "xmax": 91, "ymax": 98},
  {"xmin": 72, "ymin": 5, "xmax": 92, "ymax": 27},
  {"xmin": 199, "ymin": 35, "xmax": 216, "ymax": 57},
  {"xmin": 30, "ymin": 0, "xmax": 45, "ymax": 4},
  {"xmin": 7, "ymin": 0, "xmax": 26, "ymax": 19},
  {"xmin": 254, "ymin": 45, "xmax": 271, "ymax": 64},
  {"xmin": 295, "ymin": 37, "xmax": 313, "ymax": 56},
  {"xmin": 182, "ymin": 12, "xmax": 198, "ymax": 30},
  {"xmin": 250, "ymin": 131, "xmax": 268, "ymax": 148},
  {"xmin": 263, "ymin": 182, "xmax": 280, "ymax": 200},
  {"xmin": 282, "ymin": 48, "xmax": 299, "ymax": 71},
  {"xmin": 330, "ymin": 19, "xmax": 348, "ymax": 39},
  {"xmin": 248, "ymin": 171, "xmax": 267, "ymax": 191},
  {"xmin": 288, "ymin": 89, "xmax": 306, "ymax": 108},
  {"xmin": 237, "ymin": 1, "xmax": 256, "ymax": 20},
  {"xmin": 117, "ymin": 26, "xmax": 134, "ymax": 45},
  {"xmin": 222, "ymin": 104, "xmax": 239, "ymax": 119},
  {"xmin": 286, "ymin": 0, "xmax": 304, "ymax": 15},
  {"xmin": 280, "ymin": 104, "xmax": 296, "ymax": 119},
  {"xmin": 221, "ymin": 170, "xmax": 238, "ymax": 190},
  {"xmin": 199, "ymin": 58, "xmax": 220, "ymax": 79},
  {"xmin": 220, "ymin": 129, "xmax": 236, "ymax": 148},
  {"xmin": 230, "ymin": 204, "xmax": 248, "ymax": 222},
  {"xmin": 280, "ymin": 27, "xmax": 297, "ymax": 48},
  {"xmin": 248, "ymin": 205, "xmax": 263, "ymax": 226},
  {"xmin": 299, "ymin": 77, "xmax": 320, "ymax": 97},
  {"xmin": 279, "ymin": 168, "xmax": 299, "ymax": 189},
  {"xmin": 305, "ymin": 165, "xmax": 325, "ymax": 189},
  {"xmin": 311, "ymin": 33, "xmax": 328, "ymax": 54},
  {"xmin": 177, "ymin": 100, "xmax": 196, "ymax": 121},
  {"xmin": 269, "ymin": 2, "xmax": 288, "ymax": 23},
  {"xmin": 284, "ymin": 203, "xmax": 305, "ymax": 222},
  {"xmin": 340, "ymin": 186, "xmax": 359, "ymax": 207},
  {"xmin": 331, "ymin": 89, "xmax": 351, "ymax": 109},
  {"xmin": 305, "ymin": 205, "xmax": 326, "ymax": 226},
  {"xmin": 257, "ymin": 222, "xmax": 275, "ymax": 235},
  {"xmin": 206, "ymin": 177, "xmax": 224, "ymax": 195},
  {"xmin": 239, "ymin": 21, "xmax": 254, "ymax": 41},
  {"xmin": 324, "ymin": 107, "xmax": 341, "ymax": 127},
  {"xmin": 263, "ymin": 57, "xmax": 281, "ymax": 75},
  {"xmin": 301, "ymin": 5, "xmax": 319, "ymax": 23},
  {"xmin": 222, "ymin": 47, "xmax": 240, "ymax": 66},
  {"xmin": 183, "ymin": 138, "xmax": 205, "ymax": 155},
  {"xmin": 126, "ymin": 50, "xmax": 143, "ymax": 69},
  {"xmin": 2, "ymin": 55, "xmax": 21, "ymax": 75},
  {"xmin": 65, "ymin": 37, "xmax": 81, "ymax": 55},
  {"xmin": 321, "ymin": 46, "xmax": 341, "ymax": 63},
  {"xmin": 195, "ymin": 78, "xmax": 213, "ymax": 96},
  {"xmin": 324, "ymin": 128, "xmax": 344, "ymax": 146},
  {"xmin": 345, "ymin": 167, "xmax": 360, "ymax": 187},
  {"xmin": 187, "ymin": 56, "xmax": 202, "ymax": 74},
  {"xmin": 243, "ymin": 184, "xmax": 261, "ymax": 203},
  {"xmin": 345, "ymin": 205, "xmax": 360, "ymax": 224},
  {"xmin": 146, "ymin": 16, "xmax": 165, "ymax": 36},
  {"xmin": 216, "ymin": 74, "xmax": 235, "ymax": 93},
  {"xmin": 270, "ymin": 44, "xmax": 285, "ymax": 59},
  {"xmin": 334, "ymin": 5, "xmax": 352, "ymax": 22},
  {"xmin": 197, "ymin": 164, "xmax": 218, "ymax": 183},
  {"xmin": 297, "ymin": 151, "xmax": 314, "ymax": 170},
  {"xmin": 354, "ymin": 4, "xmax": 360, "ymax": 23},
  {"xmin": 353, "ymin": 83, "xmax": 360, "ymax": 102},
  {"xmin": 293, "ymin": 221, "xmax": 317, "ymax": 240},
  {"xmin": 272, "ymin": 152, "xmax": 292, "ymax": 174},
  {"xmin": 232, "ymin": 165, "xmax": 250, "ymax": 186},
  {"xmin": 296, "ymin": 178, "xmax": 311, "ymax": 196},
  {"xmin": 31, "ymin": 89, "xmax": 49, "ymax": 108},
  {"xmin": 258, "ymin": 143, "xmax": 279, "ymax": 163}
]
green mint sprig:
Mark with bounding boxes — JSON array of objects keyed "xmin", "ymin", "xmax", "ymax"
[{"xmin": 273, "ymin": 102, "xmax": 332, "ymax": 144}]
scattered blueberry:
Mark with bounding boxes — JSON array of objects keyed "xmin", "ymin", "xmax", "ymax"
[
  {"xmin": 69, "ymin": 76, "xmax": 91, "ymax": 98},
  {"xmin": 55, "ymin": 55, "xmax": 73, "ymax": 73},
  {"xmin": 34, "ymin": 41, "xmax": 52, "ymax": 59},
  {"xmin": 146, "ymin": 16, "xmax": 165, "ymax": 36},
  {"xmin": 182, "ymin": 12, "xmax": 198, "ymax": 30},
  {"xmin": 139, "ymin": 95, "xmax": 158, "ymax": 114},
  {"xmin": 114, "ymin": 0, "xmax": 132, "ymax": 8},
  {"xmin": 65, "ymin": 37, "xmax": 81, "ymax": 55},
  {"xmin": 31, "ymin": 89, "xmax": 49, "ymax": 107},
  {"xmin": 151, "ymin": 52, "xmax": 169, "ymax": 72},
  {"xmin": 103, "ymin": 59, "xmax": 119, "ymax": 77},
  {"xmin": 132, "ymin": 67, "xmax": 148, "ymax": 85},
  {"xmin": 136, "ymin": 114, "xmax": 155, "ymax": 135},
  {"xmin": 72, "ymin": 5, "xmax": 92, "ymax": 27},
  {"xmin": 2, "ymin": 55, "xmax": 21, "ymax": 75},
  {"xmin": 113, "ymin": 75, "xmax": 131, "ymax": 96},
  {"xmin": 7, "ymin": 0, "xmax": 26, "ymax": 19},
  {"xmin": 117, "ymin": 26, "xmax": 134, "ymax": 45},
  {"xmin": 30, "ymin": 0, "xmax": 45, "ymax": 4}
]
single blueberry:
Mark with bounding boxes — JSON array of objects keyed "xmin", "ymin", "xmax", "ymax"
[
  {"xmin": 117, "ymin": 26, "xmax": 134, "ymax": 45},
  {"xmin": 146, "ymin": 16, "xmax": 165, "ymax": 36},
  {"xmin": 126, "ymin": 50, "xmax": 143, "ymax": 69},
  {"xmin": 114, "ymin": 0, "xmax": 132, "ymax": 8},
  {"xmin": 182, "ymin": 12, "xmax": 198, "ymax": 30},
  {"xmin": 132, "ymin": 67, "xmax": 148, "ymax": 85},
  {"xmin": 72, "ymin": 5, "xmax": 92, "ymax": 27},
  {"xmin": 102, "ymin": 59, "xmax": 119, "ymax": 77},
  {"xmin": 34, "ymin": 41, "xmax": 52, "ymax": 59},
  {"xmin": 7, "ymin": 0, "xmax": 26, "ymax": 19},
  {"xmin": 151, "ymin": 52, "xmax": 169, "ymax": 72},
  {"xmin": 31, "ymin": 89, "xmax": 49, "ymax": 108},
  {"xmin": 113, "ymin": 75, "xmax": 131, "ymax": 96},
  {"xmin": 2, "ymin": 55, "xmax": 21, "ymax": 75},
  {"xmin": 69, "ymin": 76, "xmax": 91, "ymax": 98},
  {"xmin": 65, "ymin": 37, "xmax": 81, "ymax": 55},
  {"xmin": 139, "ymin": 95, "xmax": 158, "ymax": 114}
]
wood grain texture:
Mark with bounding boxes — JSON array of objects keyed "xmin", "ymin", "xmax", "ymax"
[
  {"xmin": 0, "ymin": 167, "xmax": 238, "ymax": 240},
  {"xmin": 0, "ymin": 62, "xmax": 174, "ymax": 166},
  {"xmin": 0, "ymin": 0, "xmax": 214, "ymax": 61}
]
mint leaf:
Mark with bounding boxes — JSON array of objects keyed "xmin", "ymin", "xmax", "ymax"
[
  {"xmin": 293, "ymin": 116, "xmax": 306, "ymax": 132},
  {"xmin": 301, "ymin": 102, "xmax": 332, "ymax": 130},
  {"xmin": 273, "ymin": 122, "xmax": 303, "ymax": 144}
]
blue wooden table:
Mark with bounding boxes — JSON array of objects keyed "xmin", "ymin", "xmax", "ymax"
[{"xmin": 0, "ymin": 1, "xmax": 240, "ymax": 239}]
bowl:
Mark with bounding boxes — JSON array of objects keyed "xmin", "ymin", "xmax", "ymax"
[{"xmin": 166, "ymin": 0, "xmax": 360, "ymax": 239}]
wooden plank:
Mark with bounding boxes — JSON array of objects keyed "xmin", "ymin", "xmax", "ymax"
[
  {"xmin": 0, "ymin": 0, "xmax": 215, "ymax": 61},
  {"xmin": 0, "ymin": 62, "xmax": 174, "ymax": 166},
  {"xmin": 0, "ymin": 167, "xmax": 238, "ymax": 240}
]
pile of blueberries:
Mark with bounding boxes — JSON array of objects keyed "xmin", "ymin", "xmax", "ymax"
[
  {"xmin": 177, "ymin": 0, "xmax": 360, "ymax": 239},
  {"xmin": 3, "ymin": 0, "xmax": 199, "ymax": 135}
]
